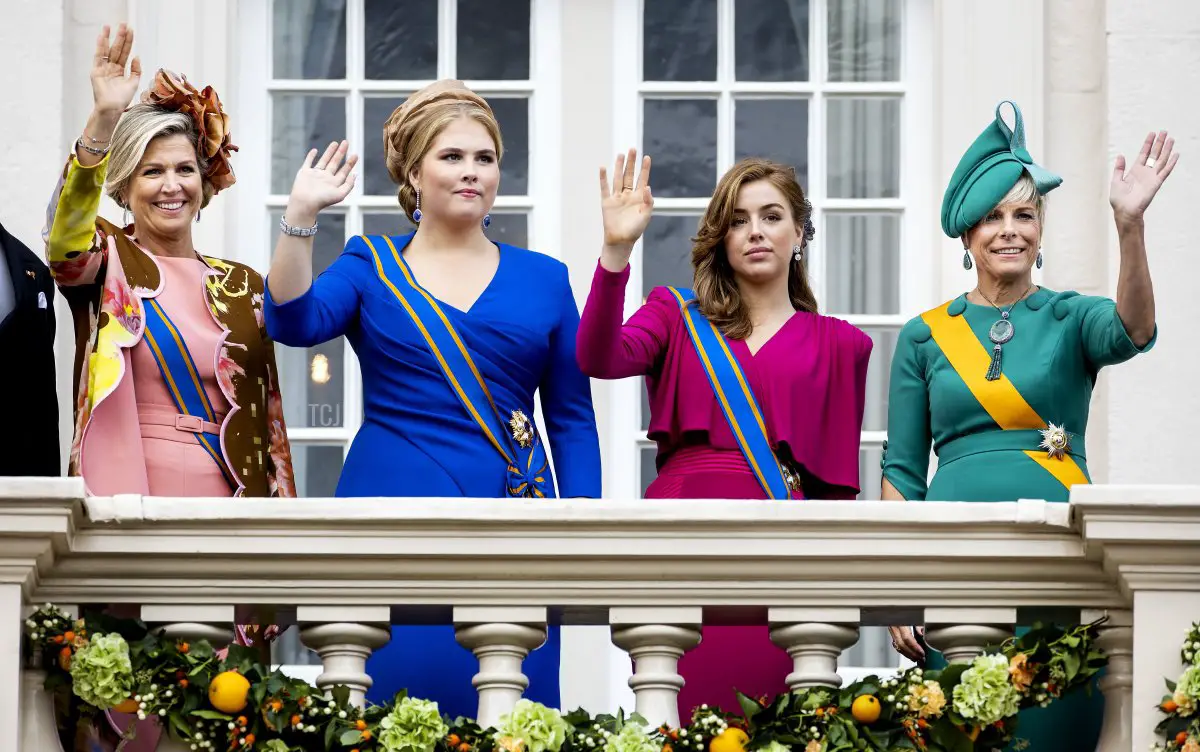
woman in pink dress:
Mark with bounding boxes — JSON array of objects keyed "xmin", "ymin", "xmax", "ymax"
[
  {"xmin": 577, "ymin": 153, "xmax": 872, "ymax": 719},
  {"xmin": 44, "ymin": 24, "xmax": 296, "ymax": 751}
]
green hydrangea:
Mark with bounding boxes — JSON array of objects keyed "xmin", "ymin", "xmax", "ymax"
[
  {"xmin": 1178, "ymin": 666, "xmax": 1200, "ymax": 702},
  {"xmin": 759, "ymin": 742, "xmax": 791, "ymax": 752},
  {"xmin": 951, "ymin": 653, "xmax": 1022, "ymax": 725},
  {"xmin": 69, "ymin": 633, "xmax": 134, "ymax": 709},
  {"xmin": 604, "ymin": 724, "xmax": 659, "ymax": 752},
  {"xmin": 495, "ymin": 700, "xmax": 572, "ymax": 752},
  {"xmin": 378, "ymin": 697, "xmax": 449, "ymax": 752}
]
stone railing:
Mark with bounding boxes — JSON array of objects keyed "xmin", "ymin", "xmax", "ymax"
[{"xmin": 2, "ymin": 477, "xmax": 1198, "ymax": 752}]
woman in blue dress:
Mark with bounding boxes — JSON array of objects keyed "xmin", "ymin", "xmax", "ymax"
[{"xmin": 264, "ymin": 79, "xmax": 601, "ymax": 716}]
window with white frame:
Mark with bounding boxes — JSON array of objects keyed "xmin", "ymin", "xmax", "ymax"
[
  {"xmin": 610, "ymin": 0, "xmax": 932, "ymax": 669},
  {"xmin": 610, "ymin": 0, "xmax": 932, "ymax": 502},
  {"xmin": 235, "ymin": 0, "xmax": 557, "ymax": 503}
]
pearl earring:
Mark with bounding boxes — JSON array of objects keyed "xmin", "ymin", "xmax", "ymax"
[{"xmin": 792, "ymin": 244, "xmax": 803, "ymax": 262}]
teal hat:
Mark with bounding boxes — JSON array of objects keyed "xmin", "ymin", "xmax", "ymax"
[{"xmin": 940, "ymin": 101, "xmax": 1062, "ymax": 238}]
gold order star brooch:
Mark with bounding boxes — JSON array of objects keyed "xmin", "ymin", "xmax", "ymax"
[
  {"xmin": 509, "ymin": 409, "xmax": 534, "ymax": 449},
  {"xmin": 1038, "ymin": 423, "xmax": 1071, "ymax": 460}
]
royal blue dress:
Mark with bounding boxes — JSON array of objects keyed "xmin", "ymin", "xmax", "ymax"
[{"xmin": 264, "ymin": 231, "xmax": 601, "ymax": 716}]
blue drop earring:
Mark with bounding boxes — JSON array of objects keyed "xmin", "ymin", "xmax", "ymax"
[
  {"xmin": 412, "ymin": 188, "xmax": 422, "ymax": 223},
  {"xmin": 482, "ymin": 213, "xmax": 491, "ymax": 229},
  {"xmin": 1036, "ymin": 249, "xmax": 1043, "ymax": 269}
]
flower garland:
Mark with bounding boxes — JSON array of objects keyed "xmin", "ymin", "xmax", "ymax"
[
  {"xmin": 23, "ymin": 605, "xmax": 1104, "ymax": 752},
  {"xmin": 1152, "ymin": 622, "xmax": 1200, "ymax": 752}
]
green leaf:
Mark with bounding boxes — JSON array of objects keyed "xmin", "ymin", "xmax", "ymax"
[
  {"xmin": 930, "ymin": 723, "xmax": 972, "ymax": 752},
  {"xmin": 325, "ymin": 717, "xmax": 339, "ymax": 750},
  {"xmin": 331, "ymin": 684, "xmax": 352, "ymax": 708},
  {"xmin": 341, "ymin": 729, "xmax": 366, "ymax": 745},
  {"xmin": 189, "ymin": 710, "xmax": 233, "ymax": 720},
  {"xmin": 936, "ymin": 664, "xmax": 968, "ymax": 692},
  {"xmin": 1166, "ymin": 678, "xmax": 1178, "ymax": 692},
  {"xmin": 736, "ymin": 692, "xmax": 762, "ymax": 720},
  {"xmin": 1062, "ymin": 651, "xmax": 1081, "ymax": 681},
  {"xmin": 168, "ymin": 710, "xmax": 191, "ymax": 739}
]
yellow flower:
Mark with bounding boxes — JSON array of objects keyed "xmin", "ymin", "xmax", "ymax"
[
  {"xmin": 805, "ymin": 742, "xmax": 822, "ymax": 752},
  {"xmin": 907, "ymin": 680, "xmax": 947, "ymax": 719},
  {"xmin": 498, "ymin": 736, "xmax": 526, "ymax": 752},
  {"xmin": 1008, "ymin": 654, "xmax": 1035, "ymax": 693},
  {"xmin": 1175, "ymin": 690, "xmax": 1197, "ymax": 717},
  {"xmin": 1183, "ymin": 739, "xmax": 1200, "ymax": 752}
]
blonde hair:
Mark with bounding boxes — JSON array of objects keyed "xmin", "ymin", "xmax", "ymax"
[
  {"xmin": 105, "ymin": 103, "xmax": 215, "ymax": 210},
  {"xmin": 382, "ymin": 80, "xmax": 503, "ymax": 223},
  {"xmin": 691, "ymin": 158, "xmax": 818, "ymax": 340},
  {"xmin": 996, "ymin": 173, "xmax": 1047, "ymax": 226}
]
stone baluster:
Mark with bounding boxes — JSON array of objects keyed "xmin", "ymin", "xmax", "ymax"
[
  {"xmin": 768, "ymin": 608, "xmax": 861, "ymax": 690},
  {"xmin": 140, "ymin": 605, "xmax": 237, "ymax": 651},
  {"xmin": 298, "ymin": 606, "xmax": 392, "ymax": 709},
  {"xmin": 1084, "ymin": 609, "xmax": 1132, "ymax": 752},
  {"xmin": 455, "ymin": 607, "xmax": 549, "ymax": 728},
  {"xmin": 19, "ymin": 604, "xmax": 77, "ymax": 752},
  {"xmin": 923, "ymin": 608, "xmax": 1014, "ymax": 665},
  {"xmin": 610, "ymin": 607, "xmax": 702, "ymax": 728}
]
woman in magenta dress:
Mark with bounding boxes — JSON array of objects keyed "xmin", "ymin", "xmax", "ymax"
[{"xmin": 576, "ymin": 153, "xmax": 872, "ymax": 718}]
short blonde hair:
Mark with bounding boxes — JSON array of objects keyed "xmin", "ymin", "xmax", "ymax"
[
  {"xmin": 382, "ymin": 81, "xmax": 503, "ymax": 223},
  {"xmin": 995, "ymin": 172, "xmax": 1046, "ymax": 226},
  {"xmin": 105, "ymin": 103, "xmax": 215, "ymax": 210}
]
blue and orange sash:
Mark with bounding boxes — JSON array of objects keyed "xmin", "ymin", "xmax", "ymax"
[
  {"xmin": 141, "ymin": 297, "xmax": 236, "ymax": 489},
  {"xmin": 668, "ymin": 287, "xmax": 796, "ymax": 499},
  {"xmin": 362, "ymin": 235, "xmax": 552, "ymax": 498},
  {"xmin": 921, "ymin": 301, "xmax": 1089, "ymax": 491}
]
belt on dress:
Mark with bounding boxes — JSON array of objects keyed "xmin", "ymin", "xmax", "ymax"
[
  {"xmin": 937, "ymin": 428, "xmax": 1085, "ymax": 467},
  {"xmin": 137, "ymin": 406, "xmax": 223, "ymax": 435}
]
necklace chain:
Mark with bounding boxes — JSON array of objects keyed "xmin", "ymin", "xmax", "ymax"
[{"xmin": 975, "ymin": 284, "xmax": 1037, "ymax": 314}]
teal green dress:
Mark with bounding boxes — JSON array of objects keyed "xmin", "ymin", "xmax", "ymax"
[{"xmin": 882, "ymin": 287, "xmax": 1155, "ymax": 751}]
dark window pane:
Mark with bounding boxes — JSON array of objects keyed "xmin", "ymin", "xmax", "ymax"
[
  {"xmin": 856, "ymin": 445, "xmax": 884, "ymax": 501},
  {"xmin": 861, "ymin": 327, "xmax": 898, "ymax": 433},
  {"xmin": 363, "ymin": 97, "xmax": 409, "ymax": 196},
  {"xmin": 295, "ymin": 445, "xmax": 344, "ymax": 497},
  {"xmin": 272, "ymin": 213, "xmax": 346, "ymax": 428},
  {"xmin": 457, "ymin": 0, "xmax": 531, "ymax": 80},
  {"xmin": 272, "ymin": 95, "xmax": 346, "ymax": 195},
  {"xmin": 363, "ymin": 212, "xmax": 414, "ymax": 236},
  {"xmin": 641, "ymin": 384, "xmax": 651, "ymax": 432},
  {"xmin": 641, "ymin": 214, "xmax": 702, "ymax": 300},
  {"xmin": 490, "ymin": 97, "xmax": 529, "ymax": 196},
  {"xmin": 644, "ymin": 0, "xmax": 717, "ymax": 81},
  {"xmin": 484, "ymin": 213, "xmax": 528, "ymax": 248},
  {"xmin": 273, "ymin": 0, "xmax": 347, "ymax": 79},
  {"xmin": 365, "ymin": 0, "xmax": 438, "ymax": 80},
  {"xmin": 824, "ymin": 213, "xmax": 901, "ymax": 315},
  {"xmin": 734, "ymin": 0, "xmax": 809, "ymax": 81},
  {"xmin": 640, "ymin": 445, "xmax": 658, "ymax": 496},
  {"xmin": 826, "ymin": 98, "xmax": 901, "ymax": 199},
  {"xmin": 734, "ymin": 98, "xmax": 809, "ymax": 184},
  {"xmin": 643, "ymin": 99, "xmax": 717, "ymax": 199},
  {"xmin": 827, "ymin": 0, "xmax": 902, "ymax": 82}
]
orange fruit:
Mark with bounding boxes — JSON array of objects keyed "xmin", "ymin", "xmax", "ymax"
[
  {"xmin": 113, "ymin": 698, "xmax": 139, "ymax": 714},
  {"xmin": 58, "ymin": 647, "xmax": 73, "ymax": 671},
  {"xmin": 1163, "ymin": 699, "xmax": 1179, "ymax": 713},
  {"xmin": 208, "ymin": 671, "xmax": 250, "ymax": 713},
  {"xmin": 708, "ymin": 728, "xmax": 749, "ymax": 752},
  {"xmin": 851, "ymin": 695, "xmax": 881, "ymax": 724}
]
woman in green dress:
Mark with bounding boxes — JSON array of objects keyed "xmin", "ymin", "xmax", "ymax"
[{"xmin": 881, "ymin": 101, "xmax": 1177, "ymax": 750}]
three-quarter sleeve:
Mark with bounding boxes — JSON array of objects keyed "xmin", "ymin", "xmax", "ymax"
[
  {"xmin": 264, "ymin": 234, "xmax": 373, "ymax": 347},
  {"xmin": 881, "ymin": 318, "xmax": 933, "ymax": 501},
  {"xmin": 575, "ymin": 261, "xmax": 674, "ymax": 379},
  {"xmin": 1074, "ymin": 294, "xmax": 1157, "ymax": 369},
  {"xmin": 538, "ymin": 263, "xmax": 602, "ymax": 498},
  {"xmin": 43, "ymin": 154, "xmax": 109, "ymax": 287}
]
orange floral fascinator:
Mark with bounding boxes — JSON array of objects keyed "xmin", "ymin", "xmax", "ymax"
[{"xmin": 140, "ymin": 69, "xmax": 239, "ymax": 192}]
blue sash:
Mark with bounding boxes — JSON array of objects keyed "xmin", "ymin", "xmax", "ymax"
[
  {"xmin": 667, "ymin": 287, "xmax": 796, "ymax": 499},
  {"xmin": 141, "ymin": 297, "xmax": 236, "ymax": 489},
  {"xmin": 362, "ymin": 235, "xmax": 552, "ymax": 498}
]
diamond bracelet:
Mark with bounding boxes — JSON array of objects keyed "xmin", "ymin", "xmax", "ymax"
[{"xmin": 279, "ymin": 215, "xmax": 319, "ymax": 237}]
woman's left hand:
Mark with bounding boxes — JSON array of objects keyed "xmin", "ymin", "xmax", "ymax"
[{"xmin": 1110, "ymin": 130, "xmax": 1179, "ymax": 224}]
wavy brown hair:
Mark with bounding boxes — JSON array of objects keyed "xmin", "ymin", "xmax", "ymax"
[
  {"xmin": 382, "ymin": 80, "xmax": 503, "ymax": 223},
  {"xmin": 691, "ymin": 158, "xmax": 817, "ymax": 340}
]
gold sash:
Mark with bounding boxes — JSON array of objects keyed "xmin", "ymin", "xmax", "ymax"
[{"xmin": 922, "ymin": 301, "xmax": 1088, "ymax": 491}]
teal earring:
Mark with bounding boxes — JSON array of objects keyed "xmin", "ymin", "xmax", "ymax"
[{"xmin": 962, "ymin": 249, "xmax": 973, "ymax": 270}]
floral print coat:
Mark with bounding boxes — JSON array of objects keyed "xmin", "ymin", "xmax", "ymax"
[{"xmin": 44, "ymin": 153, "xmax": 295, "ymax": 497}]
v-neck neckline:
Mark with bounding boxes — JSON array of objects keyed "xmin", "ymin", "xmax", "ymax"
[
  {"xmin": 737, "ymin": 313, "xmax": 799, "ymax": 358},
  {"xmin": 396, "ymin": 236, "xmax": 505, "ymax": 316}
]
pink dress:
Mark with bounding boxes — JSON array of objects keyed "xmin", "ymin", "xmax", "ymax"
[
  {"xmin": 109, "ymin": 255, "xmax": 232, "ymax": 751},
  {"xmin": 576, "ymin": 262, "xmax": 872, "ymax": 718}
]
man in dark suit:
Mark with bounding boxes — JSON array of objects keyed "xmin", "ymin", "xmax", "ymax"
[{"xmin": 0, "ymin": 219, "xmax": 59, "ymax": 476}]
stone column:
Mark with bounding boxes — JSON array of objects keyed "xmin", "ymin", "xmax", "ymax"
[{"xmin": 610, "ymin": 607, "xmax": 702, "ymax": 728}]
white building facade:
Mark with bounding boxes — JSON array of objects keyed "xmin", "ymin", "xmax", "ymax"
[{"xmin": 2, "ymin": 0, "xmax": 1197, "ymax": 724}]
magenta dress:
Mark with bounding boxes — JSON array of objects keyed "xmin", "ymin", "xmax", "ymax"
[{"xmin": 576, "ymin": 262, "xmax": 872, "ymax": 718}]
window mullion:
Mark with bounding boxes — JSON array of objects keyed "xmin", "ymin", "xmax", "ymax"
[{"xmin": 441, "ymin": 0, "xmax": 457, "ymax": 78}]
